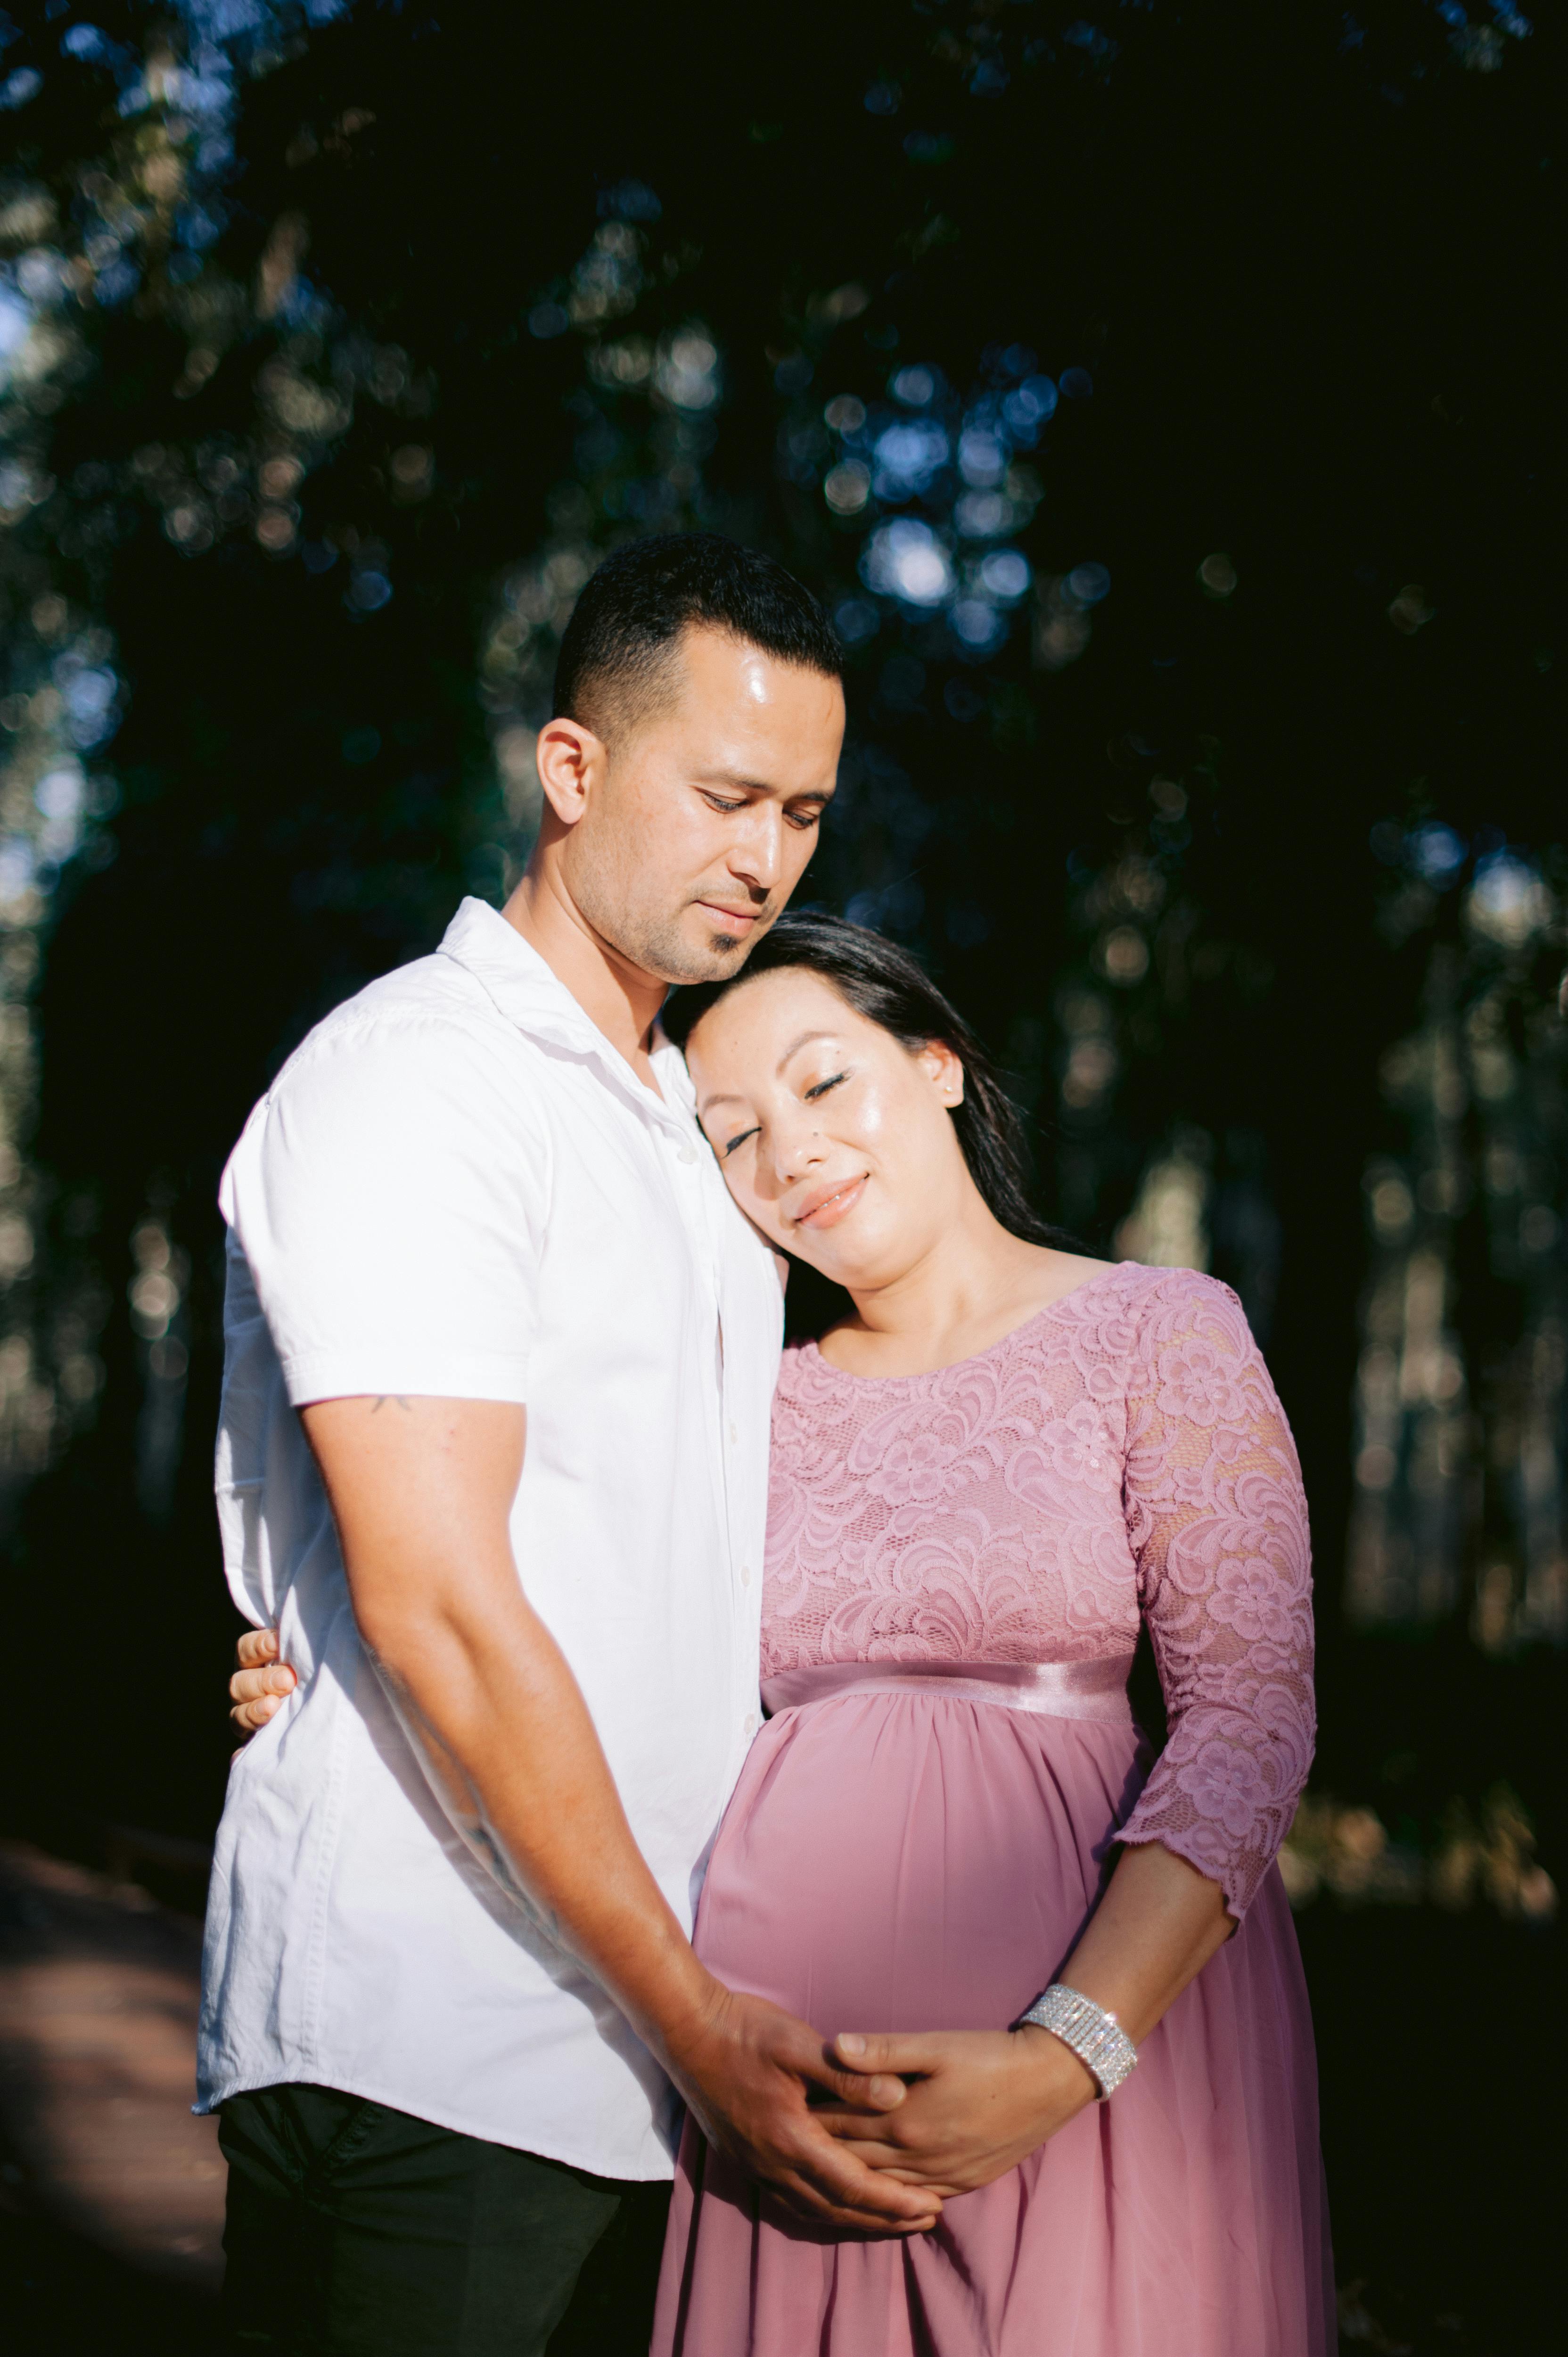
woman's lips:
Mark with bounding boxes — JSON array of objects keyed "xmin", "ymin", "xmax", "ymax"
[{"xmin": 792, "ymin": 1174, "xmax": 868, "ymax": 1230}]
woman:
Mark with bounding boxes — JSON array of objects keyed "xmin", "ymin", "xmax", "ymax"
[{"xmin": 651, "ymin": 913, "xmax": 1332, "ymax": 2357}]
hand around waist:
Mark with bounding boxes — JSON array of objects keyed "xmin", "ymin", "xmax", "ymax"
[{"xmin": 808, "ymin": 2025, "xmax": 1099, "ymax": 2199}]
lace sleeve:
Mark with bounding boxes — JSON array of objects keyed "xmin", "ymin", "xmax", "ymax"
[{"xmin": 1116, "ymin": 1274, "xmax": 1315, "ymax": 1920}]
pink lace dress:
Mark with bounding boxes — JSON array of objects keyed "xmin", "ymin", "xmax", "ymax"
[{"xmin": 653, "ymin": 1263, "xmax": 1334, "ymax": 2357}]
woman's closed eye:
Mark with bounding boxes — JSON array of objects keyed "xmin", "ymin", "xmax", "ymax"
[{"xmin": 715, "ymin": 1072, "xmax": 845, "ymax": 1156}]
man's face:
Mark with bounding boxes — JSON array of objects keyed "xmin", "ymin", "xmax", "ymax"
[{"xmin": 560, "ymin": 627, "xmax": 845, "ymax": 986}]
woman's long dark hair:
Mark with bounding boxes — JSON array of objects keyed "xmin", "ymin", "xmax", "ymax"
[{"xmin": 662, "ymin": 911, "xmax": 1078, "ymax": 1258}]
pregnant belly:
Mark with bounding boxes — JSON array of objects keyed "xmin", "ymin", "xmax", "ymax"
[{"xmin": 693, "ymin": 1689, "xmax": 1150, "ymax": 2037}]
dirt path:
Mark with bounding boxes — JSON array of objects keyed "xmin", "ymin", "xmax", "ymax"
[{"xmin": 0, "ymin": 1839, "xmax": 225, "ymax": 2313}]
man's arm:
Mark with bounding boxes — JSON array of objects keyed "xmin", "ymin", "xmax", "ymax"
[{"xmin": 299, "ymin": 1393, "xmax": 935, "ymax": 2235}]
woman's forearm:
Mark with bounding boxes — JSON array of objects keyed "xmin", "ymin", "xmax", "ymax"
[{"xmin": 1050, "ymin": 1839, "xmax": 1233, "ymax": 2046}]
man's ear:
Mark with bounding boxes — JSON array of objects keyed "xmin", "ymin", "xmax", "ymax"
[{"xmin": 534, "ymin": 716, "xmax": 607, "ymax": 828}]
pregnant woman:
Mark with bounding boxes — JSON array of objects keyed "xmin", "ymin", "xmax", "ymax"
[{"xmin": 654, "ymin": 913, "xmax": 1333, "ymax": 2357}]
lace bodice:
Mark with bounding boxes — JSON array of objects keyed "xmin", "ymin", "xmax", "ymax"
[{"xmin": 763, "ymin": 1262, "xmax": 1315, "ymax": 1917}]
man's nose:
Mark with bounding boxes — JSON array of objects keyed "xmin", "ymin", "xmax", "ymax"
[{"xmin": 729, "ymin": 801, "xmax": 785, "ymax": 890}]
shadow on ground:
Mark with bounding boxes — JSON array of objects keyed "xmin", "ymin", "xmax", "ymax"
[{"xmin": 0, "ymin": 2198, "xmax": 223, "ymax": 2356}]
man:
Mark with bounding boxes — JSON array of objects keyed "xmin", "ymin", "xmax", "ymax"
[{"xmin": 204, "ymin": 535, "xmax": 932, "ymax": 2357}]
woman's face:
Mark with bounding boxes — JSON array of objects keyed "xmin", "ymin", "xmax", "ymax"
[{"xmin": 685, "ymin": 966, "xmax": 974, "ymax": 1290}]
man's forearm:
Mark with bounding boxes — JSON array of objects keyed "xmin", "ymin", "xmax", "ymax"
[
  {"xmin": 367, "ymin": 1649, "xmax": 572, "ymax": 1936},
  {"xmin": 302, "ymin": 1394, "xmax": 714, "ymax": 2061},
  {"xmin": 366, "ymin": 1581, "xmax": 714, "ymax": 2056}
]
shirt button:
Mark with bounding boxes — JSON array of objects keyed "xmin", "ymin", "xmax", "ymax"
[
  {"xmin": 728, "ymin": 1421, "xmax": 739, "ymax": 1446},
  {"xmin": 744, "ymin": 1713, "xmax": 759, "ymax": 1736},
  {"xmin": 739, "ymin": 1563, "xmax": 752, "ymax": 1587},
  {"xmin": 677, "ymin": 1140, "xmax": 698, "ymax": 1165}
]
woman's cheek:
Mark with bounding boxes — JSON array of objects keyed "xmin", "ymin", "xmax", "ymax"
[
  {"xmin": 845, "ymin": 1080, "xmax": 896, "ymax": 1151},
  {"xmin": 739, "ymin": 1178, "xmax": 787, "ymax": 1251}
]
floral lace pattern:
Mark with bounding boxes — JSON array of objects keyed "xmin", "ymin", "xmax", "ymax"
[{"xmin": 763, "ymin": 1263, "xmax": 1315, "ymax": 1917}]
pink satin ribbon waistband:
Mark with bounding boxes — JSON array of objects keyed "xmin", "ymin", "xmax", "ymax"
[{"xmin": 760, "ymin": 1654, "xmax": 1136, "ymax": 1726}]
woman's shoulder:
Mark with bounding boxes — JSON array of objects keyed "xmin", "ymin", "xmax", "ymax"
[
  {"xmin": 1050, "ymin": 1260, "xmax": 1254, "ymax": 1365},
  {"xmin": 1101, "ymin": 1260, "xmax": 1245, "ymax": 1317}
]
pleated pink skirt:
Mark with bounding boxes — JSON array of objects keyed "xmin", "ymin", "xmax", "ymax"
[{"xmin": 652, "ymin": 1683, "xmax": 1335, "ymax": 2357}]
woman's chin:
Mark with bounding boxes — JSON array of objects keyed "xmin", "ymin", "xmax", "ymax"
[
  {"xmin": 784, "ymin": 1235, "xmax": 853, "ymax": 1285},
  {"xmin": 791, "ymin": 1242, "xmax": 894, "ymax": 1296},
  {"xmin": 777, "ymin": 1203, "xmax": 908, "ymax": 1295}
]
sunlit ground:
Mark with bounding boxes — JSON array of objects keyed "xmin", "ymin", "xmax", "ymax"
[{"xmin": 0, "ymin": 1843, "xmax": 222, "ymax": 2354}]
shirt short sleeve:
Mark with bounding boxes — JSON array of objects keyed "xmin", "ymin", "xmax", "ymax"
[{"xmin": 221, "ymin": 1009, "xmax": 550, "ymax": 1407}]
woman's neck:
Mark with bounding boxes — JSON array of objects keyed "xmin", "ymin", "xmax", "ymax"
[{"xmin": 822, "ymin": 1209, "xmax": 1112, "ymax": 1379}]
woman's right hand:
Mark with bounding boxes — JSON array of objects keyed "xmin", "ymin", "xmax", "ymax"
[
  {"xmin": 230, "ymin": 1627, "xmax": 296, "ymax": 1735},
  {"xmin": 814, "ymin": 2026, "xmax": 1095, "ymax": 2198}
]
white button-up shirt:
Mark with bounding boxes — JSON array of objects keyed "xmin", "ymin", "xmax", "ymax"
[{"xmin": 197, "ymin": 899, "xmax": 781, "ymax": 2179}]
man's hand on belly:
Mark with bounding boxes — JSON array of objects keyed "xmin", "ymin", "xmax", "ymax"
[{"xmin": 659, "ymin": 1981, "xmax": 944, "ymax": 2235}]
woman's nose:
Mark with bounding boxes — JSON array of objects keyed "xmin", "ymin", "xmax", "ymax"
[{"xmin": 766, "ymin": 1116, "xmax": 827, "ymax": 1186}]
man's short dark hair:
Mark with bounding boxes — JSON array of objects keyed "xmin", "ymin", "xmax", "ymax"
[{"xmin": 553, "ymin": 533, "xmax": 843, "ymax": 744}]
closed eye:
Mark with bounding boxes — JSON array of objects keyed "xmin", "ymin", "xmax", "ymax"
[
  {"xmin": 804, "ymin": 1071, "xmax": 847, "ymax": 1101},
  {"xmin": 699, "ymin": 791, "xmax": 825, "ymax": 828},
  {"xmin": 721, "ymin": 1124, "xmax": 760, "ymax": 1158}
]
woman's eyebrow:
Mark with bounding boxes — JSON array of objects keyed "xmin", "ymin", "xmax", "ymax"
[
  {"xmin": 697, "ymin": 1032, "xmax": 842, "ymax": 1117},
  {"xmin": 776, "ymin": 1029, "xmax": 839, "ymax": 1072}
]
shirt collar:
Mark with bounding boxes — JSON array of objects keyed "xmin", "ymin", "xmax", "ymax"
[{"xmin": 437, "ymin": 897, "xmax": 694, "ymax": 1128}]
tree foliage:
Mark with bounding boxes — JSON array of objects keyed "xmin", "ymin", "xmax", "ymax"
[{"xmin": 0, "ymin": 0, "xmax": 1562, "ymax": 1872}]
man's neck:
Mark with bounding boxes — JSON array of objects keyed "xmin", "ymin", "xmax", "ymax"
[{"xmin": 502, "ymin": 864, "xmax": 667, "ymax": 1088}]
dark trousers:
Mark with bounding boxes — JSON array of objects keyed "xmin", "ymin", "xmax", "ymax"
[{"xmin": 219, "ymin": 2083, "xmax": 671, "ymax": 2357}]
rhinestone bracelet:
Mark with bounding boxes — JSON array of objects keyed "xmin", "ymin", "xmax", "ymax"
[{"xmin": 1014, "ymin": 1983, "xmax": 1139, "ymax": 2098}]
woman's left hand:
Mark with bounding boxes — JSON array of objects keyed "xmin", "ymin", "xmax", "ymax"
[{"xmin": 809, "ymin": 2025, "xmax": 1098, "ymax": 2198}]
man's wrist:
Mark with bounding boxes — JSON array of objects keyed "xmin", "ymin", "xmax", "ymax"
[{"xmin": 628, "ymin": 1954, "xmax": 728, "ymax": 2072}]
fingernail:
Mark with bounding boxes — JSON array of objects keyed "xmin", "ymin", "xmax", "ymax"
[{"xmin": 837, "ymin": 2034, "xmax": 866, "ymax": 2056}]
